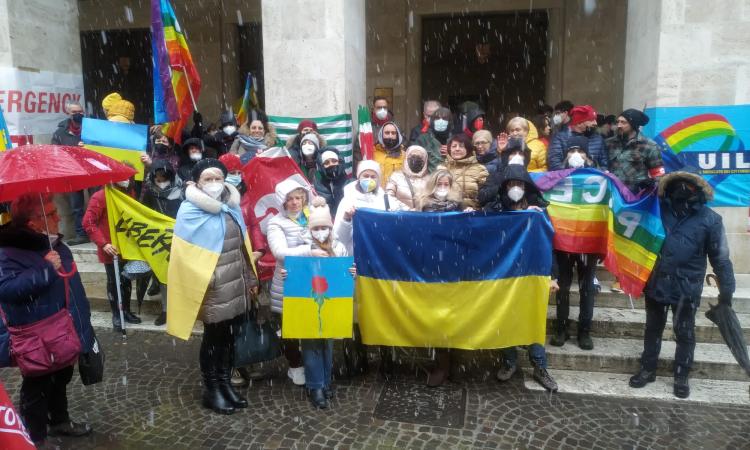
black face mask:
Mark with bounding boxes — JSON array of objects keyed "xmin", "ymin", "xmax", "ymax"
[
  {"xmin": 583, "ymin": 126, "xmax": 596, "ymax": 137},
  {"xmin": 668, "ymin": 182, "xmax": 698, "ymax": 216},
  {"xmin": 407, "ymin": 157, "xmax": 425, "ymax": 173},
  {"xmin": 72, "ymin": 113, "xmax": 84, "ymax": 124},
  {"xmin": 383, "ymin": 138, "xmax": 399, "ymax": 150},
  {"xmin": 324, "ymin": 166, "xmax": 339, "ymax": 179},
  {"xmin": 154, "ymin": 143, "xmax": 170, "ymax": 154}
]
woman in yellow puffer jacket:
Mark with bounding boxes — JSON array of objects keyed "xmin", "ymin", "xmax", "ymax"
[{"xmin": 506, "ymin": 117, "xmax": 547, "ymax": 172}]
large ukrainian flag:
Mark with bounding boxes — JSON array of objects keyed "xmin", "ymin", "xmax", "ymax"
[{"xmin": 353, "ymin": 209, "xmax": 553, "ymax": 350}]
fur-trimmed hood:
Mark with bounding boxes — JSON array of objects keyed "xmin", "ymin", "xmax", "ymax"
[
  {"xmin": 402, "ymin": 145, "xmax": 429, "ymax": 178},
  {"xmin": 658, "ymin": 170, "xmax": 713, "ymax": 201},
  {"xmin": 185, "ymin": 182, "xmax": 241, "ymax": 214},
  {"xmin": 285, "ymin": 130, "xmax": 327, "ymax": 149}
]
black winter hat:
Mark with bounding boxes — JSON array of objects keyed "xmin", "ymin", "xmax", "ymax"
[
  {"xmin": 219, "ymin": 110, "xmax": 236, "ymax": 126},
  {"xmin": 182, "ymin": 137, "xmax": 204, "ymax": 151},
  {"xmin": 620, "ymin": 109, "xmax": 649, "ymax": 129},
  {"xmin": 191, "ymin": 158, "xmax": 228, "ymax": 182},
  {"xmin": 566, "ymin": 135, "xmax": 590, "ymax": 156}
]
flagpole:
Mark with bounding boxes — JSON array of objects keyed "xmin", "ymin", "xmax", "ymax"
[{"xmin": 178, "ymin": 64, "xmax": 199, "ymax": 112}]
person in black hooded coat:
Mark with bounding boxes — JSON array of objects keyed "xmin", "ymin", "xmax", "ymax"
[
  {"xmin": 313, "ymin": 147, "xmax": 348, "ymax": 216},
  {"xmin": 177, "ymin": 137, "xmax": 206, "ymax": 184},
  {"xmin": 629, "ymin": 167, "xmax": 735, "ymax": 399},
  {"xmin": 478, "ymin": 137, "xmax": 532, "ymax": 207},
  {"xmin": 141, "ymin": 159, "xmax": 184, "ymax": 218}
]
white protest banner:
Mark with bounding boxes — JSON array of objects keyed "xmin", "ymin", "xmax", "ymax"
[{"xmin": 0, "ymin": 67, "xmax": 85, "ymax": 136}]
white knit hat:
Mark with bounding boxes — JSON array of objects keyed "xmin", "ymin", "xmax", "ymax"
[
  {"xmin": 356, "ymin": 160, "xmax": 382, "ymax": 179},
  {"xmin": 308, "ymin": 196, "xmax": 333, "ymax": 228}
]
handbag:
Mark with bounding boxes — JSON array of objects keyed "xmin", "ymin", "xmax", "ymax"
[
  {"xmin": 78, "ymin": 329, "xmax": 105, "ymax": 385},
  {"xmin": 233, "ymin": 308, "xmax": 281, "ymax": 367},
  {"xmin": 0, "ymin": 261, "xmax": 82, "ymax": 377}
]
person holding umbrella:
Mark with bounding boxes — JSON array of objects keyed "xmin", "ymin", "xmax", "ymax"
[
  {"xmin": 629, "ymin": 166, "xmax": 735, "ymax": 398},
  {"xmin": 0, "ymin": 194, "xmax": 94, "ymax": 445},
  {"xmin": 83, "ymin": 171, "xmax": 142, "ymax": 331}
]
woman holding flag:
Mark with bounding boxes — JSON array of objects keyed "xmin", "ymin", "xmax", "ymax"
[{"xmin": 167, "ymin": 158, "xmax": 259, "ymax": 415}]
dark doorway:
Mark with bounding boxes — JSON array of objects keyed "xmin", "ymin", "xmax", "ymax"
[
  {"xmin": 238, "ymin": 23, "xmax": 265, "ymax": 110},
  {"xmin": 421, "ymin": 11, "xmax": 548, "ymax": 133},
  {"xmin": 80, "ymin": 29, "xmax": 152, "ymax": 124}
]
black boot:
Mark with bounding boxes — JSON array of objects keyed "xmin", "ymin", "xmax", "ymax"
[
  {"xmin": 549, "ymin": 320, "xmax": 569, "ymax": 347},
  {"xmin": 674, "ymin": 375, "xmax": 690, "ymax": 398},
  {"xmin": 629, "ymin": 369, "xmax": 656, "ymax": 388},
  {"xmin": 200, "ymin": 344, "xmax": 235, "ymax": 415},
  {"xmin": 577, "ymin": 331, "xmax": 593, "ymax": 350},
  {"xmin": 122, "ymin": 297, "xmax": 142, "ymax": 324},
  {"xmin": 217, "ymin": 348, "xmax": 248, "ymax": 409}
]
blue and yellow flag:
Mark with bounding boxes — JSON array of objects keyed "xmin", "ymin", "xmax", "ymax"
[
  {"xmin": 0, "ymin": 105, "xmax": 11, "ymax": 150},
  {"xmin": 353, "ymin": 209, "xmax": 554, "ymax": 350},
  {"xmin": 282, "ymin": 256, "xmax": 354, "ymax": 339}
]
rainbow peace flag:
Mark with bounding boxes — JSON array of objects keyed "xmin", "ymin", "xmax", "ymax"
[
  {"xmin": 0, "ymin": 105, "xmax": 10, "ymax": 151},
  {"xmin": 236, "ymin": 73, "xmax": 258, "ymax": 127},
  {"xmin": 151, "ymin": 0, "xmax": 201, "ymax": 143},
  {"xmin": 643, "ymin": 104, "xmax": 750, "ymax": 206},
  {"xmin": 282, "ymin": 256, "xmax": 354, "ymax": 339},
  {"xmin": 354, "ymin": 209, "xmax": 553, "ymax": 350},
  {"xmin": 535, "ymin": 168, "xmax": 665, "ymax": 297}
]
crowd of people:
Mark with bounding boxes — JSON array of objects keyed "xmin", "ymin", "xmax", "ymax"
[{"xmin": 0, "ymin": 93, "xmax": 736, "ymax": 446}]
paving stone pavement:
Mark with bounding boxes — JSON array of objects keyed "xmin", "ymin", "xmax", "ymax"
[{"xmin": 1, "ymin": 331, "xmax": 749, "ymax": 450}]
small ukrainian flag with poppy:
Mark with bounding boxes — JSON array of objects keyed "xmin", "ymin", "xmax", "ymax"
[{"xmin": 282, "ymin": 256, "xmax": 355, "ymax": 339}]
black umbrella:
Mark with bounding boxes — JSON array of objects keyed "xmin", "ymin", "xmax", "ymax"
[{"xmin": 705, "ymin": 274, "xmax": 750, "ymax": 378}]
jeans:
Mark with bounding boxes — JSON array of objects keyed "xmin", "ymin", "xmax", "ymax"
[
  {"xmin": 555, "ymin": 251, "xmax": 598, "ymax": 333},
  {"xmin": 20, "ymin": 365, "xmax": 74, "ymax": 442},
  {"xmin": 68, "ymin": 190, "xmax": 87, "ymax": 237},
  {"xmin": 640, "ymin": 296, "xmax": 697, "ymax": 376},
  {"xmin": 502, "ymin": 343, "xmax": 547, "ymax": 369},
  {"xmin": 302, "ymin": 339, "xmax": 333, "ymax": 389}
]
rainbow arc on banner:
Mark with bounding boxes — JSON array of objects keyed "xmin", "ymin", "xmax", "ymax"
[
  {"xmin": 654, "ymin": 113, "xmax": 744, "ymax": 153},
  {"xmin": 151, "ymin": 0, "xmax": 201, "ymax": 143}
]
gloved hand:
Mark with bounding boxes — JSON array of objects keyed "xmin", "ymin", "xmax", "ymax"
[
  {"xmin": 193, "ymin": 110, "xmax": 203, "ymax": 125},
  {"xmin": 719, "ymin": 294, "xmax": 733, "ymax": 308},
  {"xmin": 256, "ymin": 303, "xmax": 271, "ymax": 325}
]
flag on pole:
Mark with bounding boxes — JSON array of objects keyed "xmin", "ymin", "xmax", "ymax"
[
  {"xmin": 269, "ymin": 114, "xmax": 353, "ymax": 175},
  {"xmin": 0, "ymin": 106, "xmax": 11, "ymax": 151},
  {"xmin": 236, "ymin": 73, "xmax": 258, "ymax": 126},
  {"xmin": 151, "ymin": 0, "xmax": 201, "ymax": 143},
  {"xmin": 0, "ymin": 382, "xmax": 35, "ymax": 449},
  {"xmin": 357, "ymin": 105, "xmax": 374, "ymax": 160},
  {"xmin": 240, "ymin": 146, "xmax": 313, "ymax": 281}
]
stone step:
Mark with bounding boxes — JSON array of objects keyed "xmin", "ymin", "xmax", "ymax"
[
  {"xmin": 542, "ymin": 336, "xmax": 750, "ymax": 381},
  {"xmin": 523, "ymin": 368, "xmax": 750, "ymax": 405},
  {"xmin": 89, "ymin": 310, "xmax": 202, "ymax": 335},
  {"xmin": 549, "ymin": 305, "xmax": 750, "ymax": 344}
]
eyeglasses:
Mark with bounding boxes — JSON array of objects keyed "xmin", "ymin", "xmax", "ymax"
[{"xmin": 474, "ymin": 141, "xmax": 490, "ymax": 146}]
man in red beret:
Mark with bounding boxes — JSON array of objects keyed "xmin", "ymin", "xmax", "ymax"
[{"xmin": 547, "ymin": 104, "xmax": 608, "ymax": 170}]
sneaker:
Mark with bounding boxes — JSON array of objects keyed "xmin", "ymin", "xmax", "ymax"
[
  {"xmin": 577, "ymin": 332, "xmax": 594, "ymax": 350},
  {"xmin": 231, "ymin": 369, "xmax": 249, "ymax": 388},
  {"xmin": 154, "ymin": 312, "xmax": 167, "ymax": 326},
  {"xmin": 674, "ymin": 375, "xmax": 690, "ymax": 398},
  {"xmin": 49, "ymin": 420, "xmax": 92, "ymax": 437},
  {"xmin": 610, "ymin": 280, "xmax": 623, "ymax": 293},
  {"xmin": 532, "ymin": 366, "xmax": 558, "ymax": 392},
  {"xmin": 287, "ymin": 367, "xmax": 306, "ymax": 386},
  {"xmin": 495, "ymin": 362, "xmax": 518, "ymax": 382},
  {"xmin": 628, "ymin": 369, "xmax": 656, "ymax": 388},
  {"xmin": 66, "ymin": 235, "xmax": 90, "ymax": 246}
]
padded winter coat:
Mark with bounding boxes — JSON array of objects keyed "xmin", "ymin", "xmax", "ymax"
[
  {"xmin": 442, "ymin": 155, "xmax": 489, "ymax": 209},
  {"xmin": 385, "ymin": 146, "xmax": 430, "ymax": 210}
]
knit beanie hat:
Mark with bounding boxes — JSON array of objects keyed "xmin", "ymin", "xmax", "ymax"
[
  {"xmin": 620, "ymin": 109, "xmax": 650, "ymax": 129},
  {"xmin": 569, "ymin": 105, "xmax": 597, "ymax": 126},
  {"xmin": 308, "ymin": 196, "xmax": 333, "ymax": 228},
  {"xmin": 297, "ymin": 120, "xmax": 318, "ymax": 133},
  {"xmin": 191, "ymin": 158, "xmax": 228, "ymax": 182},
  {"xmin": 301, "ymin": 133, "xmax": 320, "ymax": 149},
  {"xmin": 356, "ymin": 159, "xmax": 382, "ymax": 180}
]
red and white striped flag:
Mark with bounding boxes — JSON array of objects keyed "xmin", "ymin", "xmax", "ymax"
[{"xmin": 357, "ymin": 105, "xmax": 374, "ymax": 161}]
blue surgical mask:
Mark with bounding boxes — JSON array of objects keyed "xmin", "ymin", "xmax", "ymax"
[
  {"xmin": 359, "ymin": 178, "xmax": 377, "ymax": 193},
  {"xmin": 434, "ymin": 119, "xmax": 449, "ymax": 132},
  {"xmin": 226, "ymin": 174, "xmax": 242, "ymax": 186}
]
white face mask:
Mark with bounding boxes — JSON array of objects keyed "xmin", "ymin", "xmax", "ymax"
[
  {"xmin": 433, "ymin": 118, "xmax": 449, "ymax": 132},
  {"xmin": 435, "ymin": 188, "xmax": 449, "ymax": 199},
  {"xmin": 223, "ymin": 125, "xmax": 237, "ymax": 135},
  {"xmin": 553, "ymin": 114, "xmax": 563, "ymax": 126},
  {"xmin": 116, "ymin": 180, "xmax": 130, "ymax": 189},
  {"xmin": 312, "ymin": 229, "xmax": 330, "ymax": 242},
  {"xmin": 508, "ymin": 154, "xmax": 524, "ymax": 166},
  {"xmin": 568, "ymin": 152, "xmax": 585, "ymax": 168},
  {"xmin": 375, "ymin": 108, "xmax": 388, "ymax": 120},
  {"xmin": 190, "ymin": 152, "xmax": 202, "ymax": 161},
  {"xmin": 507, "ymin": 186, "xmax": 525, "ymax": 202},
  {"xmin": 301, "ymin": 143, "xmax": 316, "ymax": 156},
  {"xmin": 156, "ymin": 181, "xmax": 170, "ymax": 189},
  {"xmin": 201, "ymin": 181, "xmax": 224, "ymax": 199}
]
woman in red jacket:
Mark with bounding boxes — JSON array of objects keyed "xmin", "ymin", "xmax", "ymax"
[{"xmin": 82, "ymin": 180, "xmax": 142, "ymax": 331}]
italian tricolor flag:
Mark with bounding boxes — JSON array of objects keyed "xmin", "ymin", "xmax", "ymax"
[{"xmin": 357, "ymin": 105, "xmax": 374, "ymax": 161}]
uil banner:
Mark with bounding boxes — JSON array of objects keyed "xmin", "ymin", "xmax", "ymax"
[
  {"xmin": 354, "ymin": 209, "xmax": 553, "ymax": 350},
  {"xmin": 105, "ymin": 186, "xmax": 175, "ymax": 283},
  {"xmin": 534, "ymin": 168, "xmax": 666, "ymax": 297},
  {"xmin": 0, "ymin": 67, "xmax": 84, "ymax": 136},
  {"xmin": 643, "ymin": 104, "xmax": 750, "ymax": 206},
  {"xmin": 282, "ymin": 256, "xmax": 354, "ymax": 339}
]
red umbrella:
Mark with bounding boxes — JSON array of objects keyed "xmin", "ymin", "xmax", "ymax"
[{"xmin": 0, "ymin": 145, "xmax": 137, "ymax": 202}]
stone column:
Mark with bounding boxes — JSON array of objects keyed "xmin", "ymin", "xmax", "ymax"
[
  {"xmin": 624, "ymin": 0, "xmax": 750, "ymax": 273},
  {"xmin": 260, "ymin": 0, "xmax": 366, "ymax": 117}
]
